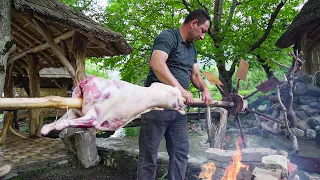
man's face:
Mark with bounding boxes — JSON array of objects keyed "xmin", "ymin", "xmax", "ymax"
[{"xmin": 188, "ymin": 20, "xmax": 210, "ymax": 43}]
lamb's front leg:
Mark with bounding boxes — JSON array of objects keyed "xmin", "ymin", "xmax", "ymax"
[{"xmin": 40, "ymin": 109, "xmax": 96, "ymax": 136}]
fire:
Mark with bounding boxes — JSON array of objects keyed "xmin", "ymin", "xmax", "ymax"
[
  {"xmin": 222, "ymin": 139, "xmax": 249, "ymax": 180},
  {"xmin": 199, "ymin": 162, "xmax": 216, "ymax": 180},
  {"xmin": 199, "ymin": 138, "xmax": 249, "ymax": 180}
]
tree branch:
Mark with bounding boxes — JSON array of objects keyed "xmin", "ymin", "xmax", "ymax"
[
  {"xmin": 225, "ymin": 0, "xmax": 238, "ymax": 26},
  {"xmin": 270, "ymin": 58, "xmax": 290, "ymax": 69},
  {"xmin": 196, "ymin": 0, "xmax": 209, "ymax": 14},
  {"xmin": 230, "ymin": 59, "xmax": 238, "ymax": 75},
  {"xmin": 181, "ymin": 0, "xmax": 191, "ymax": 12},
  {"xmin": 249, "ymin": 1, "xmax": 286, "ymax": 52}
]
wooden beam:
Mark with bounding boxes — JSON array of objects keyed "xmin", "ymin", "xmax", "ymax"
[
  {"xmin": 11, "ymin": 21, "xmax": 42, "ymax": 44},
  {"xmin": 31, "ymin": 19, "xmax": 75, "ymax": 78},
  {"xmin": 86, "ymin": 34, "xmax": 114, "ymax": 55},
  {"xmin": 8, "ymin": 30, "xmax": 74, "ymax": 64},
  {"xmin": 13, "ymin": 65, "xmax": 26, "ymax": 75}
]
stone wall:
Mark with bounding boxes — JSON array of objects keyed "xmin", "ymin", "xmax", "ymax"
[{"xmin": 243, "ymin": 74, "xmax": 320, "ymax": 140}]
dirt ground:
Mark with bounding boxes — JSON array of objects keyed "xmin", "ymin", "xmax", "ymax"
[{"xmin": 9, "ymin": 162, "xmax": 136, "ymax": 180}]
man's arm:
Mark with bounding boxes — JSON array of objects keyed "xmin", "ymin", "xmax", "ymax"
[
  {"xmin": 149, "ymin": 50, "xmax": 194, "ymax": 104},
  {"xmin": 190, "ymin": 64, "xmax": 212, "ymax": 105}
]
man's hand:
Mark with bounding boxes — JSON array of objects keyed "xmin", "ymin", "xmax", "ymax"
[
  {"xmin": 181, "ymin": 89, "xmax": 194, "ymax": 105},
  {"xmin": 202, "ymin": 88, "xmax": 212, "ymax": 106}
]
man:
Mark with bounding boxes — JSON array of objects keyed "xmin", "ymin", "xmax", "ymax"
[{"xmin": 137, "ymin": 9, "xmax": 212, "ymax": 180}]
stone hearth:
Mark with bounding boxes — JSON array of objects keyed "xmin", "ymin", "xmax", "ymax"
[{"xmin": 202, "ymin": 147, "xmax": 299, "ymax": 180}]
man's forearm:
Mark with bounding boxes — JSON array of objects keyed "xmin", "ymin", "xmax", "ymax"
[
  {"xmin": 191, "ymin": 74, "xmax": 209, "ymax": 92},
  {"xmin": 152, "ymin": 62, "xmax": 185, "ymax": 91}
]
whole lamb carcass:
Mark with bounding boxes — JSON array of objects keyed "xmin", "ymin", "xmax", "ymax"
[{"xmin": 40, "ymin": 76, "xmax": 185, "ymax": 136}]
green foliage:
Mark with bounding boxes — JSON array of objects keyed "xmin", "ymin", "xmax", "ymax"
[
  {"xmin": 85, "ymin": 59, "xmax": 109, "ymax": 78},
  {"xmin": 101, "ymin": 0, "xmax": 303, "ymax": 85},
  {"xmin": 59, "ymin": 0, "xmax": 93, "ymax": 12},
  {"xmin": 124, "ymin": 127, "xmax": 140, "ymax": 137},
  {"xmin": 59, "ymin": 0, "xmax": 304, "ymax": 92}
]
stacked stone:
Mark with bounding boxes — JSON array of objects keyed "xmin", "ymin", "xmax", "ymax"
[
  {"xmin": 241, "ymin": 74, "xmax": 320, "ymax": 140},
  {"xmin": 252, "ymin": 155, "xmax": 299, "ymax": 180},
  {"xmin": 204, "ymin": 148, "xmax": 277, "ymax": 180}
]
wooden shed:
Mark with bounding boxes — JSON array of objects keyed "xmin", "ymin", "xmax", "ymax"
[
  {"xmin": 276, "ymin": 0, "xmax": 320, "ymax": 74},
  {"xmin": 1, "ymin": 0, "xmax": 133, "ymax": 140}
]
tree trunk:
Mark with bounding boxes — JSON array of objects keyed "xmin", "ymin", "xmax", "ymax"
[
  {"xmin": 26, "ymin": 54, "xmax": 42, "ymax": 137},
  {"xmin": 256, "ymin": 55, "xmax": 274, "ymax": 79},
  {"xmin": 0, "ymin": 0, "xmax": 15, "ymax": 93},
  {"xmin": 217, "ymin": 61, "xmax": 233, "ymax": 94}
]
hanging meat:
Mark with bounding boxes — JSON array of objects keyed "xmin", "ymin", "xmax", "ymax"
[{"xmin": 40, "ymin": 76, "xmax": 185, "ymax": 135}]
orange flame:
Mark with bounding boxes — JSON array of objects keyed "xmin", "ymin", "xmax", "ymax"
[
  {"xmin": 199, "ymin": 162, "xmax": 216, "ymax": 180},
  {"xmin": 222, "ymin": 139, "xmax": 249, "ymax": 180}
]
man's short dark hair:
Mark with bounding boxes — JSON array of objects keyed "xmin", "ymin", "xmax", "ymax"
[{"xmin": 183, "ymin": 9, "xmax": 211, "ymax": 28}]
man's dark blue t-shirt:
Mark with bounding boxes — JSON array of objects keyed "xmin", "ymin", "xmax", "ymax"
[{"xmin": 144, "ymin": 28, "xmax": 197, "ymax": 90}]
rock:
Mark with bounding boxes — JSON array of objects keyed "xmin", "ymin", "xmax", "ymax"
[
  {"xmin": 297, "ymin": 121, "xmax": 311, "ymax": 132},
  {"xmin": 305, "ymin": 108, "xmax": 320, "ymax": 116},
  {"xmin": 299, "ymin": 95, "xmax": 318, "ymax": 105},
  {"xmin": 288, "ymin": 162, "xmax": 298, "ymax": 179},
  {"xmin": 308, "ymin": 118, "xmax": 320, "ymax": 130},
  {"xmin": 292, "ymin": 102, "xmax": 299, "ymax": 109},
  {"xmin": 297, "ymin": 105, "xmax": 309, "ymax": 111},
  {"xmin": 261, "ymin": 155, "xmax": 288, "ymax": 175},
  {"xmin": 204, "ymin": 148, "xmax": 234, "ymax": 162},
  {"xmin": 292, "ymin": 175, "xmax": 300, "ymax": 180},
  {"xmin": 252, "ymin": 167, "xmax": 281, "ymax": 180},
  {"xmin": 293, "ymin": 82, "xmax": 308, "ymax": 95},
  {"xmin": 290, "ymin": 127, "xmax": 305, "ymax": 138},
  {"xmin": 241, "ymin": 148, "xmax": 277, "ymax": 162},
  {"xmin": 309, "ymin": 102, "xmax": 320, "ymax": 108},
  {"xmin": 295, "ymin": 115, "xmax": 302, "ymax": 123},
  {"xmin": 74, "ymin": 131, "xmax": 100, "ymax": 168},
  {"xmin": 295, "ymin": 110, "xmax": 309, "ymax": 120},
  {"xmin": 306, "ymin": 129, "xmax": 317, "ymax": 139},
  {"xmin": 257, "ymin": 104, "xmax": 268, "ymax": 111},
  {"xmin": 306, "ymin": 84, "xmax": 320, "ymax": 96},
  {"xmin": 300, "ymin": 171, "xmax": 320, "ymax": 180},
  {"xmin": 300, "ymin": 75, "xmax": 313, "ymax": 84}
]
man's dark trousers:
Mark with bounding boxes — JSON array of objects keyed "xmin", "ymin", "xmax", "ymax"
[{"xmin": 137, "ymin": 110, "xmax": 189, "ymax": 180}]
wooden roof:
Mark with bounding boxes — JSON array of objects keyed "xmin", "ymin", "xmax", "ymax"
[
  {"xmin": 276, "ymin": 0, "xmax": 320, "ymax": 48},
  {"xmin": 9, "ymin": 0, "xmax": 133, "ymax": 75}
]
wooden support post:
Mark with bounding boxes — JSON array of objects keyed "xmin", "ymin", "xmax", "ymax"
[
  {"xmin": 301, "ymin": 32, "xmax": 309, "ymax": 74},
  {"xmin": 71, "ymin": 31, "xmax": 88, "ymax": 84},
  {"xmin": 0, "ymin": 64, "xmax": 27, "ymax": 144},
  {"xmin": 26, "ymin": 54, "xmax": 42, "ymax": 137},
  {"xmin": 205, "ymin": 107, "xmax": 228, "ymax": 148},
  {"xmin": 61, "ymin": 31, "xmax": 100, "ymax": 168}
]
